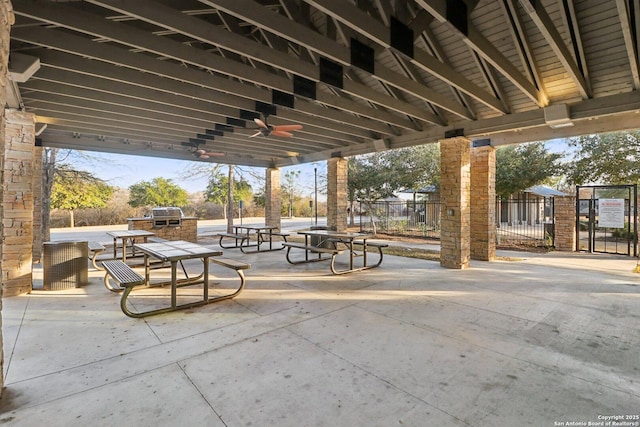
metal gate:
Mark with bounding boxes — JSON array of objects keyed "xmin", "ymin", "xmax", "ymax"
[{"xmin": 576, "ymin": 184, "xmax": 638, "ymax": 256}]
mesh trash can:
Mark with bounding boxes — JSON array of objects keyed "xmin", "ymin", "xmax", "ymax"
[
  {"xmin": 310, "ymin": 226, "xmax": 332, "ymax": 248},
  {"xmin": 43, "ymin": 241, "xmax": 89, "ymax": 290}
]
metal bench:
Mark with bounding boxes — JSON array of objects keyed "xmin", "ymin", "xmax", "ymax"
[
  {"xmin": 258, "ymin": 230, "xmax": 289, "ymax": 241},
  {"xmin": 247, "ymin": 230, "xmax": 289, "ymax": 253},
  {"xmin": 353, "ymin": 240, "xmax": 389, "ymax": 268},
  {"xmin": 88, "ymin": 241, "xmax": 106, "ymax": 270},
  {"xmin": 103, "ymin": 256, "xmax": 250, "ymax": 318},
  {"xmin": 217, "ymin": 232, "xmax": 249, "ymax": 249},
  {"xmin": 102, "ymin": 260, "xmax": 153, "ymax": 318},
  {"xmin": 209, "ymin": 257, "xmax": 251, "ymax": 300},
  {"xmin": 282, "ymin": 241, "xmax": 344, "ymax": 272},
  {"xmin": 102, "ymin": 260, "xmax": 145, "ymax": 293}
]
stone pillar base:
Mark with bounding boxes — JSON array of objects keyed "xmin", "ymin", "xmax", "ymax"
[
  {"xmin": 471, "ymin": 146, "xmax": 496, "ymax": 261},
  {"xmin": 265, "ymin": 168, "xmax": 281, "ymax": 229},
  {"xmin": 2, "ymin": 109, "xmax": 36, "ymax": 296},
  {"xmin": 440, "ymin": 138, "xmax": 471, "ymax": 269},
  {"xmin": 554, "ymin": 196, "xmax": 576, "ymax": 251},
  {"xmin": 327, "ymin": 158, "xmax": 348, "ymax": 232}
]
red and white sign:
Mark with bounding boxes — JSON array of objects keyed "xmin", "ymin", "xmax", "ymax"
[{"xmin": 598, "ymin": 199, "xmax": 625, "ymax": 228}]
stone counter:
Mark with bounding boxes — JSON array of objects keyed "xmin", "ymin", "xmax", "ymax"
[{"xmin": 127, "ymin": 217, "xmax": 198, "ymax": 242}]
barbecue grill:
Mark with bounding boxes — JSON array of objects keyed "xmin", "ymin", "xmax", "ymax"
[{"xmin": 151, "ymin": 207, "xmax": 184, "ymax": 228}]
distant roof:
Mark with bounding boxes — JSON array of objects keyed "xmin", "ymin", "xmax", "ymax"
[
  {"xmin": 400, "ymin": 185, "xmax": 437, "ymax": 194},
  {"xmin": 525, "ymin": 185, "xmax": 567, "ymax": 197},
  {"xmin": 399, "ymin": 184, "xmax": 566, "ymax": 197}
]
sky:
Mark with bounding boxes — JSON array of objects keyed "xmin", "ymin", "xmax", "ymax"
[
  {"xmin": 66, "ymin": 138, "xmax": 571, "ymax": 196},
  {"xmin": 68, "ymin": 150, "xmax": 327, "ymax": 198}
]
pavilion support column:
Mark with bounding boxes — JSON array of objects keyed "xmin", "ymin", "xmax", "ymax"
[
  {"xmin": 265, "ymin": 167, "xmax": 281, "ymax": 229},
  {"xmin": 2, "ymin": 109, "xmax": 36, "ymax": 297},
  {"xmin": 439, "ymin": 137, "xmax": 471, "ymax": 269},
  {"xmin": 0, "ymin": 0, "xmax": 14, "ymax": 397},
  {"xmin": 470, "ymin": 145, "xmax": 496, "ymax": 261},
  {"xmin": 553, "ymin": 195, "xmax": 576, "ymax": 251},
  {"xmin": 327, "ymin": 157, "xmax": 348, "ymax": 232}
]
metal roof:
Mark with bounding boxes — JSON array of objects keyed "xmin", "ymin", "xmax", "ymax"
[
  {"xmin": 8, "ymin": 0, "xmax": 640, "ymax": 168},
  {"xmin": 525, "ymin": 184, "xmax": 567, "ymax": 197}
]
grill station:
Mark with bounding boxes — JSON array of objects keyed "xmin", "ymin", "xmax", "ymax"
[{"xmin": 151, "ymin": 207, "xmax": 184, "ymax": 228}]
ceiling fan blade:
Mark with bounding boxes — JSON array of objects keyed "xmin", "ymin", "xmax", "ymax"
[
  {"xmin": 249, "ymin": 131, "xmax": 262, "ymax": 138},
  {"xmin": 271, "ymin": 130, "xmax": 294, "ymax": 137},
  {"xmin": 195, "ymin": 149, "xmax": 224, "ymax": 158},
  {"xmin": 273, "ymin": 124, "xmax": 303, "ymax": 132},
  {"xmin": 254, "ymin": 118, "xmax": 268, "ymax": 129}
]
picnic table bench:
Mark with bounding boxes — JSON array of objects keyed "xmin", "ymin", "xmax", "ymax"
[
  {"xmin": 217, "ymin": 232, "xmax": 249, "ymax": 249},
  {"xmin": 217, "ymin": 226, "xmax": 289, "ymax": 253},
  {"xmin": 257, "ymin": 230, "xmax": 289, "ymax": 244},
  {"xmin": 210, "ymin": 257, "xmax": 251, "ymax": 293},
  {"xmin": 351, "ymin": 240, "xmax": 388, "ymax": 268},
  {"xmin": 102, "ymin": 241, "xmax": 250, "ymax": 318},
  {"xmin": 88, "ymin": 241, "xmax": 106, "ymax": 270},
  {"xmin": 285, "ymin": 230, "xmax": 385, "ymax": 274},
  {"xmin": 102, "ymin": 259, "xmax": 145, "ymax": 293},
  {"xmin": 282, "ymin": 241, "xmax": 345, "ymax": 272}
]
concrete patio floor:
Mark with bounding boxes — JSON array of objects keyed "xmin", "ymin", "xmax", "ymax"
[{"xmin": 1, "ymin": 238, "xmax": 639, "ymax": 426}]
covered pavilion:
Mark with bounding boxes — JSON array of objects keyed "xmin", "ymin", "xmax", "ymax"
[{"xmin": 2, "ymin": 0, "xmax": 640, "ymax": 414}]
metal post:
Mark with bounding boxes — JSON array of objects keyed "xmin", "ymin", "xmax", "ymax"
[{"xmin": 634, "ymin": 184, "xmax": 638, "ymax": 257}]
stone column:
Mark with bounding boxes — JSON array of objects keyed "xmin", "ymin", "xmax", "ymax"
[
  {"xmin": 265, "ymin": 167, "xmax": 281, "ymax": 229},
  {"xmin": 1, "ymin": 0, "xmax": 16, "ymax": 395},
  {"xmin": 554, "ymin": 195, "xmax": 576, "ymax": 251},
  {"xmin": 3, "ymin": 109, "xmax": 36, "ymax": 296},
  {"xmin": 440, "ymin": 137, "xmax": 471, "ymax": 269},
  {"xmin": 327, "ymin": 157, "xmax": 348, "ymax": 232},
  {"xmin": 470, "ymin": 145, "xmax": 496, "ymax": 261}
]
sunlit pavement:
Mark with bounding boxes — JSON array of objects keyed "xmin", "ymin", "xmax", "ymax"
[{"xmin": 1, "ymin": 223, "xmax": 639, "ymax": 426}]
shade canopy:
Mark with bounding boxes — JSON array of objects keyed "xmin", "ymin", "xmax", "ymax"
[{"xmin": 8, "ymin": 0, "xmax": 640, "ymax": 168}]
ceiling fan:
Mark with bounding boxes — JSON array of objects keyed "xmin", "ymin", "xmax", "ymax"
[
  {"xmin": 250, "ymin": 117, "xmax": 302, "ymax": 138},
  {"xmin": 194, "ymin": 149, "xmax": 224, "ymax": 159}
]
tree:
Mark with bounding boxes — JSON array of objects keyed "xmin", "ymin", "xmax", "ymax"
[
  {"xmin": 42, "ymin": 147, "xmax": 58, "ymax": 240},
  {"xmin": 50, "ymin": 165, "xmax": 114, "ymax": 227},
  {"xmin": 495, "ymin": 142, "xmax": 564, "ymax": 199},
  {"xmin": 41, "ymin": 147, "xmax": 123, "ymax": 238},
  {"xmin": 347, "ymin": 145, "xmax": 440, "ymax": 231},
  {"xmin": 566, "ymin": 131, "xmax": 640, "ymax": 185},
  {"xmin": 204, "ymin": 170, "xmax": 253, "ymax": 221},
  {"xmin": 128, "ymin": 177, "xmax": 189, "ymax": 208},
  {"xmin": 282, "ymin": 170, "xmax": 301, "ymax": 217}
]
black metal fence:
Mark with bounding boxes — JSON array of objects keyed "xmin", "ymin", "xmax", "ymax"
[
  {"xmin": 355, "ymin": 197, "xmax": 555, "ymax": 246},
  {"xmin": 355, "ymin": 200, "xmax": 441, "ymax": 239},
  {"xmin": 496, "ymin": 196, "xmax": 555, "ymax": 246}
]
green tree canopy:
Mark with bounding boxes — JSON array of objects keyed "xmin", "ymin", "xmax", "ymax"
[
  {"xmin": 348, "ymin": 147, "xmax": 441, "ymax": 232},
  {"xmin": 51, "ymin": 166, "xmax": 114, "ymax": 227},
  {"xmin": 495, "ymin": 142, "xmax": 564, "ymax": 199},
  {"xmin": 204, "ymin": 173, "xmax": 253, "ymax": 205},
  {"xmin": 128, "ymin": 177, "xmax": 189, "ymax": 208},
  {"xmin": 566, "ymin": 131, "xmax": 640, "ymax": 185},
  {"xmin": 348, "ymin": 145, "xmax": 440, "ymax": 202},
  {"xmin": 51, "ymin": 166, "xmax": 114, "ymax": 210},
  {"xmin": 282, "ymin": 170, "xmax": 301, "ymax": 217}
]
